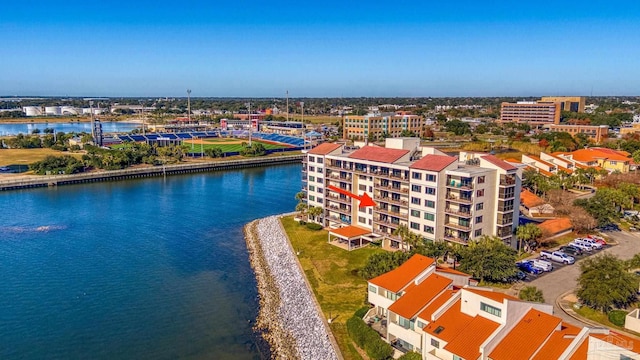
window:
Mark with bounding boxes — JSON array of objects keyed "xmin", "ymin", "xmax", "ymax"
[
  {"xmin": 317, "ymin": 158, "xmax": 323, "ymax": 164},
  {"xmin": 425, "ymin": 187, "xmax": 436, "ymax": 195},
  {"xmin": 426, "ymin": 174, "xmax": 437, "ymax": 182},
  {"xmin": 476, "ymin": 215, "xmax": 483, "ymax": 223},
  {"xmin": 476, "ymin": 203, "xmax": 484, "ymax": 211},
  {"xmin": 480, "ymin": 302, "xmax": 502, "ymax": 317},
  {"xmin": 359, "ymin": 207, "xmax": 366, "ymax": 213},
  {"xmin": 368, "ymin": 284, "xmax": 377, "ymax": 293},
  {"xmin": 424, "ymin": 213, "xmax": 435, "ymax": 221},
  {"xmin": 317, "ymin": 177, "xmax": 323, "ymax": 183},
  {"xmin": 431, "ymin": 338, "xmax": 440, "ymax": 349},
  {"xmin": 308, "ymin": 156, "xmax": 315, "ymax": 162},
  {"xmin": 424, "ymin": 225, "xmax": 434, "ymax": 234},
  {"xmin": 416, "ymin": 320, "xmax": 426, "ymax": 329},
  {"xmin": 425, "ymin": 200, "xmax": 435, "ymax": 208},
  {"xmin": 317, "ymin": 168, "xmax": 322, "ymax": 173},
  {"xmin": 309, "ymin": 195, "xmax": 315, "ymax": 201},
  {"xmin": 453, "ymin": 356, "xmax": 463, "ymax": 360},
  {"xmin": 309, "ymin": 175, "xmax": 315, "ymax": 182},
  {"xmin": 317, "ymin": 187, "xmax": 323, "ymax": 194},
  {"xmin": 412, "ymin": 172, "xmax": 422, "ymax": 180},
  {"xmin": 475, "ymin": 229, "xmax": 482, "ymax": 237},
  {"xmin": 358, "ymin": 216, "xmax": 366, "ymax": 223},
  {"xmin": 386, "ymin": 291, "xmax": 398, "ymax": 301},
  {"xmin": 411, "ymin": 197, "xmax": 421, "ymax": 205},
  {"xmin": 411, "ymin": 209, "xmax": 420, "ymax": 217},
  {"xmin": 317, "ymin": 197, "xmax": 323, "ymax": 203},
  {"xmin": 478, "ymin": 176, "xmax": 485, "ymax": 184},
  {"xmin": 611, "ymin": 161, "xmax": 617, "ymax": 165},
  {"xmin": 410, "ymin": 222, "xmax": 420, "ymax": 230},
  {"xmin": 309, "ymin": 185, "xmax": 315, "ymax": 191},
  {"xmin": 309, "ymin": 166, "xmax": 315, "ymax": 172},
  {"xmin": 359, "ymin": 184, "xmax": 367, "ymax": 191},
  {"xmin": 411, "ymin": 184, "xmax": 422, "ymax": 192},
  {"xmin": 476, "ymin": 189, "xmax": 485, "ymax": 197}
]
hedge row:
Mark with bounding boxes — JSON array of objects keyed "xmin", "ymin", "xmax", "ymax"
[{"xmin": 346, "ymin": 316, "xmax": 393, "ymax": 360}]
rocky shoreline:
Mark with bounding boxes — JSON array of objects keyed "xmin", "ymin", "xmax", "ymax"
[{"xmin": 244, "ymin": 216, "xmax": 339, "ymax": 360}]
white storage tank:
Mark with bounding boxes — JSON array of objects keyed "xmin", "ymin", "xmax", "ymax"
[
  {"xmin": 45, "ymin": 106, "xmax": 62, "ymax": 116},
  {"xmin": 61, "ymin": 106, "xmax": 79, "ymax": 115},
  {"xmin": 23, "ymin": 106, "xmax": 43, "ymax": 116}
]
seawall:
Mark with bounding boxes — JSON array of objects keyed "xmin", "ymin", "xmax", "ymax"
[{"xmin": 0, "ymin": 154, "xmax": 303, "ymax": 191}]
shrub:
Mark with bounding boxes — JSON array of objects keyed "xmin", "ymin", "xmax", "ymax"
[
  {"xmin": 298, "ymin": 220, "xmax": 307, "ymax": 226},
  {"xmin": 346, "ymin": 315, "xmax": 393, "ymax": 360},
  {"xmin": 354, "ymin": 306, "xmax": 370, "ymax": 319},
  {"xmin": 306, "ymin": 223, "xmax": 323, "ymax": 231},
  {"xmin": 398, "ymin": 352, "xmax": 422, "ymax": 360},
  {"xmin": 608, "ymin": 310, "xmax": 628, "ymax": 327}
]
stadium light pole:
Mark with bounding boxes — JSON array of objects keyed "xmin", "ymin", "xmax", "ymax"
[
  {"xmin": 245, "ymin": 101, "xmax": 252, "ymax": 146},
  {"xmin": 286, "ymin": 90, "xmax": 289, "ymax": 122},
  {"xmin": 187, "ymin": 89, "xmax": 192, "ymax": 124}
]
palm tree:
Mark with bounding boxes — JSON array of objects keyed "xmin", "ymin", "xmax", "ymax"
[
  {"xmin": 308, "ymin": 206, "xmax": 323, "ymax": 224},
  {"xmin": 392, "ymin": 224, "xmax": 421, "ymax": 252},
  {"xmin": 295, "ymin": 202, "xmax": 308, "ymax": 221},
  {"xmin": 519, "ymin": 286, "xmax": 545, "ymax": 303}
]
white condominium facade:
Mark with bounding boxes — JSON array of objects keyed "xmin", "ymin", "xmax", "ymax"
[{"xmin": 302, "ymin": 138, "xmax": 522, "ymax": 248}]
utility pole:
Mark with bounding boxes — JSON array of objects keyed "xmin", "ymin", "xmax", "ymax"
[
  {"xmin": 245, "ymin": 101, "xmax": 252, "ymax": 146},
  {"xmin": 286, "ymin": 90, "xmax": 289, "ymax": 122}
]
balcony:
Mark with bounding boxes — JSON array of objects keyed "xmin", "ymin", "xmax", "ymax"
[
  {"xmin": 327, "ymin": 173, "xmax": 352, "ymax": 181},
  {"xmin": 389, "ymin": 173, "xmax": 409, "ymax": 181},
  {"xmin": 374, "ymin": 195, "xmax": 408, "ymax": 207},
  {"xmin": 498, "ymin": 192, "xmax": 515, "ymax": 200},
  {"xmin": 497, "ymin": 206, "xmax": 514, "ymax": 213},
  {"xmin": 499, "ymin": 176, "xmax": 517, "ymax": 187},
  {"xmin": 327, "ymin": 163, "xmax": 352, "ymax": 172},
  {"xmin": 327, "ymin": 205, "xmax": 351, "ymax": 215},
  {"xmin": 445, "ymin": 222, "xmax": 471, "ymax": 231},
  {"xmin": 376, "ymin": 184, "xmax": 409, "ymax": 194},
  {"xmin": 446, "ymin": 181, "xmax": 473, "ymax": 190},
  {"xmin": 328, "ymin": 215, "xmax": 351, "ymax": 225},
  {"xmin": 497, "ymin": 218, "xmax": 514, "ymax": 225},
  {"xmin": 446, "ymin": 195, "xmax": 472, "ymax": 205},
  {"xmin": 373, "ymin": 218, "xmax": 402, "ymax": 229},
  {"xmin": 375, "ymin": 206, "xmax": 406, "ymax": 218},
  {"xmin": 327, "ymin": 194, "xmax": 352, "ymax": 205},
  {"xmin": 444, "ymin": 207, "xmax": 472, "ymax": 218}
]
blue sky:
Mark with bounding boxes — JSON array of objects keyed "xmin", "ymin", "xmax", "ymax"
[{"xmin": 1, "ymin": 0, "xmax": 639, "ymax": 97}]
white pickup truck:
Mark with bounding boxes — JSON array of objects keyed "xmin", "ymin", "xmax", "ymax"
[{"xmin": 540, "ymin": 250, "xmax": 575, "ymax": 265}]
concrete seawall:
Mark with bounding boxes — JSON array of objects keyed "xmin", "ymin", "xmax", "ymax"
[{"xmin": 0, "ymin": 154, "xmax": 303, "ymax": 191}]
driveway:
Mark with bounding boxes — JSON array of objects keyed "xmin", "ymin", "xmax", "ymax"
[{"xmin": 528, "ymin": 230, "xmax": 640, "ymax": 326}]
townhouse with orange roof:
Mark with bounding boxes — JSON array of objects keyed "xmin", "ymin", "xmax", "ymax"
[
  {"xmin": 303, "ymin": 138, "xmax": 522, "ymax": 249},
  {"xmin": 515, "ymin": 148, "xmax": 632, "ymax": 179},
  {"xmin": 363, "ymin": 254, "xmax": 640, "ymax": 360}
]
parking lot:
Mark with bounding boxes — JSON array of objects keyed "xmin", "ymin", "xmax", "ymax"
[{"xmin": 519, "ymin": 243, "xmax": 611, "ymax": 282}]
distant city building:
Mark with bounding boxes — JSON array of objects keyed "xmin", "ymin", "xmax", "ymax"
[
  {"xmin": 499, "ymin": 101, "xmax": 561, "ymax": 125},
  {"xmin": 540, "ymin": 96, "xmax": 586, "ymax": 113},
  {"xmin": 544, "ymin": 124, "xmax": 609, "ymax": 143},
  {"xmin": 303, "ymin": 138, "xmax": 522, "ymax": 249},
  {"xmin": 343, "ymin": 112, "xmax": 424, "ymax": 140}
]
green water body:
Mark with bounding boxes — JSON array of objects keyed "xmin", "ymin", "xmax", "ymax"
[{"xmin": 0, "ymin": 163, "xmax": 301, "ymax": 359}]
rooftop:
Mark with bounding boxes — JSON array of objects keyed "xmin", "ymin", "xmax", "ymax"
[
  {"xmin": 532, "ymin": 323, "xmax": 582, "ymax": 360},
  {"xmin": 348, "ymin": 145, "xmax": 409, "ymax": 164},
  {"xmin": 481, "ymin": 154, "xmax": 518, "ymax": 171},
  {"xmin": 417, "ymin": 289, "xmax": 458, "ymax": 322},
  {"xmin": 410, "ymin": 154, "xmax": 457, "ymax": 172},
  {"xmin": 329, "ymin": 225, "xmax": 371, "ymax": 239},
  {"xmin": 308, "ymin": 142, "xmax": 342, "ymax": 155},
  {"xmin": 537, "ymin": 217, "xmax": 573, "ymax": 235},
  {"xmin": 388, "ymin": 274, "xmax": 452, "ymax": 319},
  {"xmin": 521, "ymin": 189, "xmax": 545, "ymax": 208},
  {"xmin": 569, "ymin": 148, "xmax": 630, "ymax": 163},
  {"xmin": 424, "ymin": 299, "xmax": 473, "ymax": 342},
  {"xmin": 464, "ymin": 287, "xmax": 518, "ymax": 303},
  {"xmin": 490, "ymin": 309, "xmax": 561, "ymax": 360},
  {"xmin": 368, "ymin": 254, "xmax": 434, "ymax": 293},
  {"xmin": 444, "ymin": 314, "xmax": 500, "ymax": 360}
]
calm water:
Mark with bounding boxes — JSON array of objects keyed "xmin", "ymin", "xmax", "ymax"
[
  {"xmin": 0, "ymin": 122, "xmax": 140, "ymax": 136},
  {"xmin": 0, "ymin": 164, "xmax": 301, "ymax": 359}
]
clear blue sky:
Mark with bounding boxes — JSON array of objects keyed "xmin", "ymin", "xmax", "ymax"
[{"xmin": 1, "ymin": 0, "xmax": 639, "ymax": 97}]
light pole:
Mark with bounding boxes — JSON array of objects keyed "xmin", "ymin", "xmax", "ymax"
[
  {"xmin": 245, "ymin": 101, "xmax": 252, "ymax": 146},
  {"xmin": 187, "ymin": 89, "xmax": 192, "ymax": 124},
  {"xmin": 286, "ymin": 90, "xmax": 289, "ymax": 122}
]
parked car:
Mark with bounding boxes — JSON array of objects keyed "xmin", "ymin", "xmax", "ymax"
[
  {"xmin": 530, "ymin": 259, "xmax": 554, "ymax": 272},
  {"xmin": 559, "ymin": 245, "xmax": 583, "ymax": 256},
  {"xmin": 586, "ymin": 235, "xmax": 607, "ymax": 245},
  {"xmin": 578, "ymin": 238, "xmax": 603, "ymax": 249},
  {"xmin": 540, "ymin": 250, "xmax": 575, "ymax": 265},
  {"xmin": 600, "ymin": 224, "xmax": 620, "ymax": 231},
  {"xmin": 517, "ymin": 261, "xmax": 543, "ymax": 275},
  {"xmin": 504, "ymin": 270, "xmax": 527, "ymax": 283},
  {"xmin": 569, "ymin": 241, "xmax": 594, "ymax": 252}
]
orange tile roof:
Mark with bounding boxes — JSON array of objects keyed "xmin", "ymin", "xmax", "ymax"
[
  {"xmin": 368, "ymin": 254, "xmax": 434, "ymax": 293},
  {"xmin": 417, "ymin": 289, "xmax": 457, "ymax": 322},
  {"xmin": 532, "ymin": 323, "xmax": 581, "ymax": 360},
  {"xmin": 435, "ymin": 266, "xmax": 470, "ymax": 277},
  {"xmin": 521, "ymin": 189, "xmax": 545, "ymax": 208},
  {"xmin": 504, "ymin": 158, "xmax": 522, "ymax": 163},
  {"xmin": 308, "ymin": 142, "xmax": 341, "ymax": 155},
  {"xmin": 537, "ymin": 217, "xmax": 573, "ymax": 235},
  {"xmin": 424, "ymin": 300, "xmax": 473, "ymax": 342},
  {"xmin": 526, "ymin": 165, "xmax": 553, "ymax": 177},
  {"xmin": 558, "ymin": 165, "xmax": 574, "ymax": 174},
  {"xmin": 481, "ymin": 154, "xmax": 518, "ymax": 171},
  {"xmin": 444, "ymin": 315, "xmax": 500, "ymax": 360},
  {"xmin": 591, "ymin": 330, "xmax": 640, "ymax": 354},
  {"xmin": 524, "ymin": 154, "xmax": 557, "ymax": 169},
  {"xmin": 568, "ymin": 337, "xmax": 588, "ymax": 360},
  {"xmin": 543, "ymin": 152, "xmax": 573, "ymax": 166},
  {"xmin": 490, "ymin": 309, "xmax": 561, "ymax": 360},
  {"xmin": 388, "ymin": 274, "xmax": 452, "ymax": 319},
  {"xmin": 410, "ymin": 154, "xmax": 457, "ymax": 172},
  {"xmin": 348, "ymin": 146, "xmax": 409, "ymax": 163},
  {"xmin": 570, "ymin": 148, "xmax": 630, "ymax": 162},
  {"xmin": 464, "ymin": 287, "xmax": 518, "ymax": 303},
  {"xmin": 329, "ymin": 225, "xmax": 371, "ymax": 239}
]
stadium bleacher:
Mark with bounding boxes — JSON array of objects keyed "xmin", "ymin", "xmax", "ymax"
[{"xmin": 114, "ymin": 130, "xmax": 308, "ymax": 147}]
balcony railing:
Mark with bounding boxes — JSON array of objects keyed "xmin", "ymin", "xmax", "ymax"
[
  {"xmin": 375, "ymin": 207, "xmax": 406, "ymax": 217},
  {"xmin": 389, "ymin": 173, "xmax": 409, "ymax": 181},
  {"xmin": 497, "ymin": 218, "xmax": 514, "ymax": 225},
  {"xmin": 444, "ymin": 207, "xmax": 471, "ymax": 217},
  {"xmin": 327, "ymin": 195, "xmax": 352, "ymax": 204},
  {"xmin": 498, "ymin": 192, "xmax": 515, "ymax": 200},
  {"xmin": 444, "ymin": 222, "xmax": 471, "ymax": 231},
  {"xmin": 499, "ymin": 177, "xmax": 516, "ymax": 186},
  {"xmin": 328, "ymin": 215, "xmax": 351, "ymax": 225},
  {"xmin": 327, "ymin": 205, "xmax": 351, "ymax": 215},
  {"xmin": 497, "ymin": 207, "xmax": 514, "ymax": 213},
  {"xmin": 328, "ymin": 173, "xmax": 352, "ymax": 181},
  {"xmin": 446, "ymin": 181, "xmax": 473, "ymax": 190},
  {"xmin": 373, "ymin": 218, "xmax": 402, "ymax": 228},
  {"xmin": 446, "ymin": 195, "xmax": 472, "ymax": 204},
  {"xmin": 376, "ymin": 184, "xmax": 410, "ymax": 194},
  {"xmin": 374, "ymin": 195, "xmax": 408, "ymax": 207}
]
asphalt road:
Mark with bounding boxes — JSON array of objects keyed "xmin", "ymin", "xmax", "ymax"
[{"xmin": 528, "ymin": 230, "xmax": 640, "ymax": 326}]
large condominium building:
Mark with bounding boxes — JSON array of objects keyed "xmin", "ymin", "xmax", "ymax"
[
  {"xmin": 343, "ymin": 112, "xmax": 424, "ymax": 140},
  {"xmin": 365, "ymin": 254, "xmax": 640, "ymax": 360},
  {"xmin": 499, "ymin": 101, "xmax": 561, "ymax": 125},
  {"xmin": 303, "ymin": 138, "xmax": 521, "ymax": 249},
  {"xmin": 540, "ymin": 96, "xmax": 586, "ymax": 113}
]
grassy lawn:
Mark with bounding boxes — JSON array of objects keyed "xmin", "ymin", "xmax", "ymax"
[
  {"xmin": 183, "ymin": 140, "xmax": 289, "ymax": 152},
  {"xmin": 280, "ymin": 216, "xmax": 385, "ymax": 360},
  {"xmin": 0, "ymin": 148, "xmax": 83, "ymax": 166},
  {"xmin": 287, "ymin": 115, "xmax": 339, "ymax": 124}
]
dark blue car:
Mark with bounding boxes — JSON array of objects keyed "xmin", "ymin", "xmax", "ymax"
[{"xmin": 517, "ymin": 261, "xmax": 543, "ymax": 275}]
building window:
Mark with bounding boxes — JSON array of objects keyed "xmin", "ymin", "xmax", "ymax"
[
  {"xmin": 426, "ymin": 174, "xmax": 437, "ymax": 182},
  {"xmin": 411, "ymin": 197, "xmax": 421, "ymax": 205},
  {"xmin": 425, "ymin": 187, "xmax": 436, "ymax": 195},
  {"xmin": 475, "ymin": 229, "xmax": 482, "ymax": 237},
  {"xmin": 411, "ymin": 209, "xmax": 420, "ymax": 217},
  {"xmin": 424, "ymin": 225, "xmax": 434, "ymax": 234},
  {"xmin": 417, "ymin": 320, "xmax": 426, "ymax": 329},
  {"xmin": 309, "ymin": 195, "xmax": 315, "ymax": 201},
  {"xmin": 359, "ymin": 216, "xmax": 366, "ymax": 223},
  {"xmin": 309, "ymin": 185, "xmax": 315, "ymax": 191},
  {"xmin": 318, "ymin": 187, "xmax": 323, "ymax": 194},
  {"xmin": 425, "ymin": 200, "xmax": 435, "ymax": 208},
  {"xmin": 431, "ymin": 338, "xmax": 440, "ymax": 349},
  {"xmin": 317, "ymin": 197, "xmax": 323, "ymax": 203},
  {"xmin": 317, "ymin": 168, "xmax": 323, "ymax": 173},
  {"xmin": 476, "ymin": 189, "xmax": 484, "ymax": 197},
  {"xmin": 359, "ymin": 184, "xmax": 367, "ymax": 191},
  {"xmin": 611, "ymin": 161, "xmax": 617, "ymax": 165},
  {"xmin": 453, "ymin": 356, "xmax": 463, "ymax": 360},
  {"xmin": 480, "ymin": 302, "xmax": 502, "ymax": 317},
  {"xmin": 309, "ymin": 166, "xmax": 315, "ymax": 172},
  {"xmin": 410, "ymin": 222, "xmax": 420, "ymax": 230},
  {"xmin": 476, "ymin": 203, "xmax": 484, "ymax": 211},
  {"xmin": 478, "ymin": 176, "xmax": 485, "ymax": 184},
  {"xmin": 412, "ymin": 172, "xmax": 422, "ymax": 180},
  {"xmin": 317, "ymin": 177, "xmax": 323, "ymax": 183},
  {"xmin": 424, "ymin": 213, "xmax": 435, "ymax": 221},
  {"xmin": 411, "ymin": 184, "xmax": 422, "ymax": 192},
  {"xmin": 317, "ymin": 158, "xmax": 323, "ymax": 164},
  {"xmin": 309, "ymin": 176, "xmax": 315, "ymax": 182},
  {"xmin": 476, "ymin": 215, "xmax": 483, "ymax": 223},
  {"xmin": 308, "ymin": 156, "xmax": 315, "ymax": 162}
]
